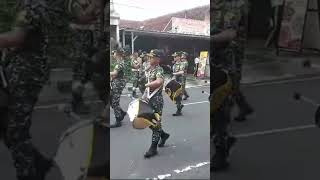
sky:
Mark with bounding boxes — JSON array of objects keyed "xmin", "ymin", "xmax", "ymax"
[{"xmin": 111, "ymin": 0, "xmax": 210, "ymax": 21}]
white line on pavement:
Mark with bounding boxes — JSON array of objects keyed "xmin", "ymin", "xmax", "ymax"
[
  {"xmin": 121, "ymin": 84, "xmax": 209, "ymax": 97},
  {"xmin": 147, "ymin": 161, "xmax": 210, "ymax": 180},
  {"xmin": 235, "ymin": 124, "xmax": 316, "ymax": 138},
  {"xmin": 245, "ymin": 76, "xmax": 320, "ymax": 87},
  {"xmin": 183, "ymin": 101, "xmax": 209, "ymax": 106}
]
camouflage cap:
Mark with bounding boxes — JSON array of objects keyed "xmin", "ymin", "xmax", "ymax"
[
  {"xmin": 181, "ymin": 51, "xmax": 188, "ymax": 57},
  {"xmin": 114, "ymin": 47, "xmax": 125, "ymax": 55},
  {"xmin": 139, "ymin": 51, "xmax": 147, "ymax": 58},
  {"xmin": 147, "ymin": 49, "xmax": 164, "ymax": 58},
  {"xmin": 171, "ymin": 51, "xmax": 181, "ymax": 57}
]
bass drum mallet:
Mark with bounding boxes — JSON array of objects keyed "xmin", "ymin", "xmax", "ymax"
[{"xmin": 293, "ymin": 92, "xmax": 320, "ymax": 128}]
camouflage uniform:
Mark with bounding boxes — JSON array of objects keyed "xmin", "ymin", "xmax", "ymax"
[
  {"xmin": 172, "ymin": 52, "xmax": 185, "ymax": 116},
  {"xmin": 180, "ymin": 52, "xmax": 190, "ymax": 100},
  {"xmin": 110, "ymin": 59, "xmax": 126, "ymax": 124},
  {"xmin": 211, "ymin": 0, "xmax": 248, "ymax": 171},
  {"xmin": 0, "ymin": 0, "xmax": 76, "ymax": 179},
  {"xmin": 70, "ymin": 0, "xmax": 107, "ymax": 112},
  {"xmin": 70, "ymin": 26, "xmax": 95, "ymax": 112},
  {"xmin": 131, "ymin": 55, "xmax": 141, "ymax": 96},
  {"xmin": 142, "ymin": 49, "xmax": 170, "ymax": 158}
]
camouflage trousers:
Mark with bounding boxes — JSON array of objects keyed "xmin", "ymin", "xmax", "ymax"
[
  {"xmin": 182, "ymin": 76, "xmax": 189, "ymax": 97},
  {"xmin": 110, "ymin": 79, "xmax": 126, "ymax": 119},
  {"xmin": 71, "ymin": 29, "xmax": 95, "ymax": 83},
  {"xmin": 175, "ymin": 77, "xmax": 184, "ymax": 108},
  {"xmin": 71, "ymin": 29, "xmax": 107, "ymax": 106},
  {"xmin": 2, "ymin": 55, "xmax": 49, "ymax": 178},
  {"xmin": 211, "ymin": 67, "xmax": 233, "ymax": 152},
  {"xmin": 142, "ymin": 91, "xmax": 165, "ymax": 144}
]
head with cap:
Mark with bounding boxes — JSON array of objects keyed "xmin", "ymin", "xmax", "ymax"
[
  {"xmin": 172, "ymin": 51, "xmax": 181, "ymax": 62},
  {"xmin": 147, "ymin": 49, "xmax": 163, "ymax": 66},
  {"xmin": 181, "ymin": 51, "xmax": 188, "ymax": 60},
  {"xmin": 114, "ymin": 47, "xmax": 125, "ymax": 60}
]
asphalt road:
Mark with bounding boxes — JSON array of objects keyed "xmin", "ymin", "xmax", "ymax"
[
  {"xmin": 110, "ymin": 86, "xmax": 210, "ymax": 180},
  {"xmin": 0, "ymin": 102, "xmax": 104, "ymax": 180},
  {"xmin": 213, "ymin": 77, "xmax": 320, "ymax": 180}
]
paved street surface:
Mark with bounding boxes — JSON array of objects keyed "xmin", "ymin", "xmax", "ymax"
[
  {"xmin": 214, "ymin": 76, "xmax": 320, "ymax": 180},
  {"xmin": 110, "ymin": 86, "xmax": 210, "ymax": 180},
  {"xmin": 0, "ymin": 102, "xmax": 104, "ymax": 180}
]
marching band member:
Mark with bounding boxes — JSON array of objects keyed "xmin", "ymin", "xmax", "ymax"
[
  {"xmin": 110, "ymin": 48, "xmax": 127, "ymax": 128},
  {"xmin": 180, "ymin": 52, "xmax": 190, "ymax": 100},
  {"xmin": 171, "ymin": 52, "xmax": 185, "ymax": 116},
  {"xmin": 142, "ymin": 49, "xmax": 170, "ymax": 158}
]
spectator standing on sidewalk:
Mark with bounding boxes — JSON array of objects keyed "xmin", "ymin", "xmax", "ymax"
[{"xmin": 194, "ymin": 56, "xmax": 200, "ymax": 77}]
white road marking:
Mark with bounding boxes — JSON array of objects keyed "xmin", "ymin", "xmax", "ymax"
[
  {"xmin": 147, "ymin": 161, "xmax": 210, "ymax": 180},
  {"xmin": 183, "ymin": 101, "xmax": 209, "ymax": 106},
  {"xmin": 244, "ymin": 75, "xmax": 320, "ymax": 87},
  {"xmin": 235, "ymin": 124, "xmax": 316, "ymax": 138}
]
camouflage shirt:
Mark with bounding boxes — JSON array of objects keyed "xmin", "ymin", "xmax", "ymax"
[
  {"xmin": 113, "ymin": 60, "xmax": 125, "ymax": 79},
  {"xmin": 173, "ymin": 61, "xmax": 187, "ymax": 81},
  {"xmin": 147, "ymin": 65, "xmax": 164, "ymax": 92},
  {"xmin": 211, "ymin": 0, "xmax": 248, "ymax": 71}
]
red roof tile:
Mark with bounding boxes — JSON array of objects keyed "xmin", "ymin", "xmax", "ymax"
[{"xmin": 119, "ymin": 5, "xmax": 209, "ymax": 32}]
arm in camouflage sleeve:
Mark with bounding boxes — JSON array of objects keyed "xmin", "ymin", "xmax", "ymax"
[
  {"xmin": 212, "ymin": 0, "xmax": 246, "ymax": 47},
  {"xmin": 145, "ymin": 68, "xmax": 164, "ymax": 90},
  {"xmin": 173, "ymin": 63, "xmax": 185, "ymax": 75}
]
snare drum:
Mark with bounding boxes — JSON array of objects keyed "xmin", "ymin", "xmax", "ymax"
[
  {"xmin": 54, "ymin": 120, "xmax": 108, "ymax": 180},
  {"xmin": 165, "ymin": 79, "xmax": 182, "ymax": 103},
  {"xmin": 127, "ymin": 99, "xmax": 160, "ymax": 129}
]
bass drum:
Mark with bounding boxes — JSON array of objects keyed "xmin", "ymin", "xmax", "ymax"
[
  {"xmin": 127, "ymin": 99, "xmax": 160, "ymax": 129},
  {"xmin": 165, "ymin": 79, "xmax": 182, "ymax": 103},
  {"xmin": 54, "ymin": 120, "xmax": 107, "ymax": 180}
]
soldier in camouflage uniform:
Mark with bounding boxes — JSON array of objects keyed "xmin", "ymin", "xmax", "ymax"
[
  {"xmin": 110, "ymin": 48, "xmax": 127, "ymax": 128},
  {"xmin": 171, "ymin": 51, "xmax": 185, "ymax": 116},
  {"xmin": 69, "ymin": 21, "xmax": 94, "ymax": 114},
  {"xmin": 142, "ymin": 49, "xmax": 170, "ymax": 158},
  {"xmin": 231, "ymin": 0, "xmax": 254, "ymax": 122},
  {"xmin": 130, "ymin": 52, "xmax": 141, "ymax": 97},
  {"xmin": 0, "ymin": 0, "xmax": 106, "ymax": 179},
  {"xmin": 137, "ymin": 51, "xmax": 148, "ymax": 94},
  {"xmin": 180, "ymin": 51, "xmax": 190, "ymax": 100},
  {"xmin": 211, "ymin": 0, "xmax": 250, "ymax": 171}
]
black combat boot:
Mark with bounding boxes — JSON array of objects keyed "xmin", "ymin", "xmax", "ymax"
[
  {"xmin": 211, "ymin": 146, "xmax": 229, "ymax": 171},
  {"xmin": 158, "ymin": 131, "xmax": 170, "ymax": 147},
  {"xmin": 71, "ymin": 93, "xmax": 90, "ymax": 115},
  {"xmin": 110, "ymin": 110, "xmax": 127, "ymax": 128},
  {"xmin": 110, "ymin": 120, "xmax": 122, "ymax": 128},
  {"xmin": 173, "ymin": 104, "xmax": 184, "ymax": 116},
  {"xmin": 183, "ymin": 93, "xmax": 189, "ymax": 100},
  {"xmin": 33, "ymin": 149, "xmax": 53, "ymax": 180},
  {"xmin": 144, "ymin": 142, "xmax": 158, "ymax": 158},
  {"xmin": 234, "ymin": 106, "xmax": 254, "ymax": 122},
  {"xmin": 211, "ymin": 136, "xmax": 237, "ymax": 171}
]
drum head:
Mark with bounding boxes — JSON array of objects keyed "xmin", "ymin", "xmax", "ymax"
[{"xmin": 55, "ymin": 120, "xmax": 94, "ymax": 180}]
